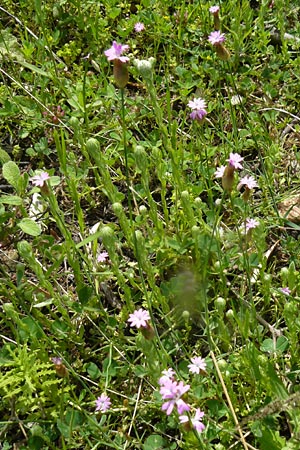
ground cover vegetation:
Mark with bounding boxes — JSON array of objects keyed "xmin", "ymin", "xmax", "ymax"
[{"xmin": 1, "ymin": 0, "xmax": 300, "ymax": 449}]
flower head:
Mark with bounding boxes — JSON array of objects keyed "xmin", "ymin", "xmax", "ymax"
[
  {"xmin": 160, "ymin": 379, "xmax": 190, "ymax": 416},
  {"xmin": 104, "ymin": 41, "xmax": 129, "ymax": 63},
  {"xmin": 95, "ymin": 394, "xmax": 111, "ymax": 413},
  {"xmin": 30, "ymin": 171, "xmax": 50, "ymax": 187},
  {"xmin": 208, "ymin": 30, "xmax": 226, "ymax": 45},
  {"xmin": 128, "ymin": 308, "xmax": 150, "ymax": 328},
  {"xmin": 188, "ymin": 98, "xmax": 207, "ymax": 111},
  {"xmin": 159, "ymin": 368, "xmax": 175, "ymax": 386},
  {"xmin": 51, "ymin": 357, "xmax": 68, "ymax": 377},
  {"xmin": 209, "ymin": 5, "xmax": 220, "ymax": 14},
  {"xmin": 279, "ymin": 287, "xmax": 291, "ymax": 295},
  {"xmin": 188, "ymin": 97, "xmax": 207, "ymax": 121},
  {"xmin": 97, "ymin": 251, "xmax": 109, "ymax": 263},
  {"xmin": 134, "ymin": 22, "xmax": 145, "ymax": 32},
  {"xmin": 245, "ymin": 218, "xmax": 259, "ymax": 231},
  {"xmin": 180, "ymin": 408, "xmax": 205, "ymax": 432},
  {"xmin": 227, "ymin": 153, "xmax": 243, "ymax": 170},
  {"xmin": 231, "ymin": 94, "xmax": 243, "ymax": 105},
  {"xmin": 214, "ymin": 165, "xmax": 226, "ymax": 178},
  {"xmin": 237, "ymin": 175, "xmax": 258, "ymax": 191},
  {"xmin": 51, "ymin": 357, "xmax": 62, "ymax": 365},
  {"xmin": 188, "ymin": 356, "xmax": 207, "ymax": 374}
]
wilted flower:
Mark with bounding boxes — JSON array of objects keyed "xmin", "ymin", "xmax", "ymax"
[
  {"xmin": 231, "ymin": 94, "xmax": 243, "ymax": 105},
  {"xmin": 188, "ymin": 97, "xmax": 207, "ymax": 121},
  {"xmin": 188, "ymin": 356, "xmax": 207, "ymax": 374},
  {"xmin": 104, "ymin": 41, "xmax": 129, "ymax": 62},
  {"xmin": 95, "ymin": 394, "xmax": 111, "ymax": 413},
  {"xmin": 30, "ymin": 171, "xmax": 50, "ymax": 187},
  {"xmin": 279, "ymin": 287, "xmax": 291, "ymax": 295},
  {"xmin": 134, "ymin": 22, "xmax": 145, "ymax": 32},
  {"xmin": 179, "ymin": 408, "xmax": 205, "ymax": 432}
]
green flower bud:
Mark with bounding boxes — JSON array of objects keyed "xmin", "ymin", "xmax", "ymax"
[
  {"xmin": 134, "ymin": 145, "xmax": 148, "ymax": 171},
  {"xmin": 139, "ymin": 205, "xmax": 148, "ymax": 215},
  {"xmin": 112, "ymin": 202, "xmax": 123, "ymax": 215},
  {"xmin": 86, "ymin": 138, "xmax": 100, "ymax": 156},
  {"xmin": 215, "ymin": 297, "xmax": 226, "ymax": 310},
  {"xmin": 134, "ymin": 57, "xmax": 155, "ymax": 81}
]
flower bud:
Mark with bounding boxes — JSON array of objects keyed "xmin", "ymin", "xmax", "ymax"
[
  {"xmin": 215, "ymin": 44, "xmax": 231, "ymax": 61},
  {"xmin": 222, "ymin": 165, "xmax": 234, "ymax": 192},
  {"xmin": 113, "ymin": 59, "xmax": 129, "ymax": 88}
]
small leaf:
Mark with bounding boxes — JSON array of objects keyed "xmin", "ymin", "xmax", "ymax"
[
  {"xmin": 260, "ymin": 338, "xmax": 275, "ymax": 353},
  {"xmin": 0, "ymin": 148, "xmax": 11, "ymax": 164},
  {"xmin": 86, "ymin": 362, "xmax": 101, "ymax": 380},
  {"xmin": 276, "ymin": 335, "xmax": 289, "ymax": 353},
  {"xmin": 143, "ymin": 434, "xmax": 166, "ymax": 450},
  {"xmin": 18, "ymin": 218, "xmax": 41, "ymax": 236}
]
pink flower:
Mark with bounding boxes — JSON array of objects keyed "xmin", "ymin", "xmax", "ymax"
[
  {"xmin": 188, "ymin": 97, "xmax": 207, "ymax": 121},
  {"xmin": 97, "ymin": 251, "xmax": 109, "ymax": 263},
  {"xmin": 30, "ymin": 171, "xmax": 50, "ymax": 187},
  {"xmin": 160, "ymin": 379, "xmax": 190, "ymax": 416},
  {"xmin": 208, "ymin": 30, "xmax": 226, "ymax": 45},
  {"xmin": 180, "ymin": 408, "xmax": 205, "ymax": 432},
  {"xmin": 104, "ymin": 41, "xmax": 129, "ymax": 63},
  {"xmin": 214, "ymin": 165, "xmax": 226, "ymax": 178},
  {"xmin": 245, "ymin": 218, "xmax": 259, "ymax": 231},
  {"xmin": 51, "ymin": 357, "xmax": 62, "ymax": 365},
  {"xmin": 134, "ymin": 22, "xmax": 145, "ymax": 32},
  {"xmin": 209, "ymin": 5, "xmax": 220, "ymax": 14},
  {"xmin": 237, "ymin": 175, "xmax": 258, "ymax": 191},
  {"xmin": 279, "ymin": 287, "xmax": 291, "ymax": 295},
  {"xmin": 227, "ymin": 153, "xmax": 243, "ymax": 170},
  {"xmin": 128, "ymin": 308, "xmax": 150, "ymax": 328},
  {"xmin": 188, "ymin": 356, "xmax": 207, "ymax": 374},
  {"xmin": 159, "ymin": 368, "xmax": 175, "ymax": 386},
  {"xmin": 95, "ymin": 394, "xmax": 111, "ymax": 413}
]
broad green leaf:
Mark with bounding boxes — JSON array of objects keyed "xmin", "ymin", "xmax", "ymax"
[
  {"xmin": 18, "ymin": 218, "xmax": 41, "ymax": 236},
  {"xmin": 0, "ymin": 195, "xmax": 23, "ymax": 205},
  {"xmin": 2, "ymin": 161, "xmax": 21, "ymax": 190},
  {"xmin": 0, "ymin": 148, "xmax": 11, "ymax": 164}
]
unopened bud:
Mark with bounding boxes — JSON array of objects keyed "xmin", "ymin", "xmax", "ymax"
[
  {"xmin": 222, "ymin": 165, "xmax": 234, "ymax": 192},
  {"xmin": 113, "ymin": 60, "xmax": 129, "ymax": 88},
  {"xmin": 215, "ymin": 44, "xmax": 231, "ymax": 61}
]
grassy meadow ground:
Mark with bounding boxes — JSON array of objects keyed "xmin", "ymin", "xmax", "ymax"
[{"xmin": 1, "ymin": 0, "xmax": 300, "ymax": 449}]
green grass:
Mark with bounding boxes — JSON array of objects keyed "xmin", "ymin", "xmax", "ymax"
[{"xmin": 1, "ymin": 0, "xmax": 300, "ymax": 449}]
